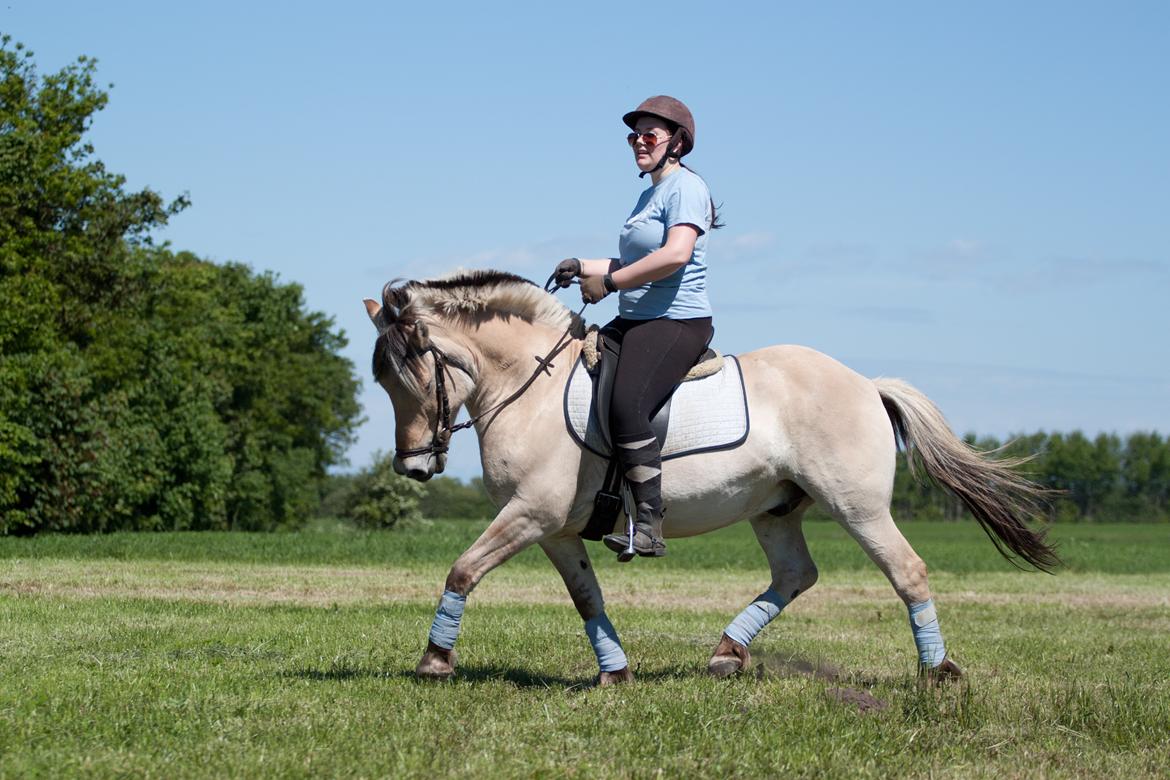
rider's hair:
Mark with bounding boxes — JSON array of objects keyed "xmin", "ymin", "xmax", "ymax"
[{"xmin": 661, "ymin": 120, "xmax": 724, "ymax": 231}]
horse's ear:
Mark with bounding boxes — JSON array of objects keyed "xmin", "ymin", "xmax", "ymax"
[{"xmin": 363, "ymin": 298, "xmax": 382, "ymax": 327}]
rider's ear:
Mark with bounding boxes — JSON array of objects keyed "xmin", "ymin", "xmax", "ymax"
[{"xmin": 363, "ymin": 298, "xmax": 382, "ymax": 327}]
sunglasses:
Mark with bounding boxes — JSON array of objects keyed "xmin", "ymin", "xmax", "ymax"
[{"xmin": 626, "ymin": 131, "xmax": 671, "ymax": 149}]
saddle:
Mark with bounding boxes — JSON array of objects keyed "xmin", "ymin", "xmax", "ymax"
[
  {"xmin": 566, "ymin": 327, "xmax": 750, "ymax": 540},
  {"xmin": 584, "ymin": 325, "xmax": 724, "ymax": 452}
]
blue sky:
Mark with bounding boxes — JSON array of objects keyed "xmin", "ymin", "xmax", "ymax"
[{"xmin": 6, "ymin": 1, "xmax": 1168, "ymax": 479}]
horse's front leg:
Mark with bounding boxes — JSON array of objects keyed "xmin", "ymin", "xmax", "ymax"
[
  {"xmin": 541, "ymin": 534, "xmax": 634, "ymax": 686},
  {"xmin": 416, "ymin": 505, "xmax": 551, "ymax": 680}
]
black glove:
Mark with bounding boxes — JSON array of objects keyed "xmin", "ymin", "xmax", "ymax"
[
  {"xmin": 580, "ymin": 274, "xmax": 611, "ymax": 304},
  {"xmin": 553, "ymin": 258, "xmax": 581, "ymax": 288}
]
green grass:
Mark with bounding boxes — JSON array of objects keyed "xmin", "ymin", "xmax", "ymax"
[{"xmin": 2, "ymin": 522, "xmax": 1168, "ymax": 778}]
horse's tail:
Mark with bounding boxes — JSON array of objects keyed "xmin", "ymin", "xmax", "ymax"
[{"xmin": 873, "ymin": 377, "xmax": 1060, "ymax": 572}]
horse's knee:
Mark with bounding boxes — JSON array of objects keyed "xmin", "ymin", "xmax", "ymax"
[{"xmin": 444, "ymin": 562, "xmax": 475, "ymax": 595}]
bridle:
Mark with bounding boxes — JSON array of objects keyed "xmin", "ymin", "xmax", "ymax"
[
  {"xmin": 393, "ymin": 344, "xmax": 467, "ymax": 460},
  {"xmin": 394, "ymin": 278, "xmax": 588, "ymax": 462}
]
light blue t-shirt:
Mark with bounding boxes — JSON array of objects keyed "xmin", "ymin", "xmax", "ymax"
[{"xmin": 617, "ymin": 167, "xmax": 713, "ymax": 320}]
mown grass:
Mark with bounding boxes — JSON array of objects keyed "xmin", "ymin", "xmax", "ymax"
[
  {"xmin": 3, "ymin": 519, "xmax": 1167, "ymax": 573},
  {"xmin": 1, "ymin": 521, "xmax": 1168, "ymax": 778}
]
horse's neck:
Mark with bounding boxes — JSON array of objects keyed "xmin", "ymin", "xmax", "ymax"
[{"xmin": 458, "ymin": 317, "xmax": 579, "ymax": 417}]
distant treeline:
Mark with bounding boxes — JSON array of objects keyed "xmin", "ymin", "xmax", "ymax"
[{"xmin": 887, "ymin": 431, "xmax": 1170, "ymax": 524}]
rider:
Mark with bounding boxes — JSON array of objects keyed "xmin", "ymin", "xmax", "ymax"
[{"xmin": 553, "ymin": 95, "xmax": 720, "ymax": 560}]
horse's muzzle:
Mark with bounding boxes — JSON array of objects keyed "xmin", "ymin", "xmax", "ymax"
[{"xmin": 394, "ymin": 452, "xmax": 445, "ymax": 481}]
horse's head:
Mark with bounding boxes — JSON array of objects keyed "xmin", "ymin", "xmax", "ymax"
[{"xmin": 365, "ymin": 281, "xmax": 474, "ymax": 481}]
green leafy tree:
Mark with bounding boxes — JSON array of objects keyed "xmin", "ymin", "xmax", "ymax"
[
  {"xmin": 344, "ymin": 454, "xmax": 425, "ymax": 529},
  {"xmin": 1, "ymin": 38, "xmax": 360, "ymax": 533}
]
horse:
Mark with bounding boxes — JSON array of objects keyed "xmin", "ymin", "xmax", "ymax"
[{"xmin": 364, "ymin": 270, "xmax": 1057, "ymax": 685}]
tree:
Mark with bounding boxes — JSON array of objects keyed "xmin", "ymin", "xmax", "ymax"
[
  {"xmin": 0, "ymin": 39, "xmax": 361, "ymax": 533},
  {"xmin": 344, "ymin": 453, "xmax": 425, "ymax": 529}
]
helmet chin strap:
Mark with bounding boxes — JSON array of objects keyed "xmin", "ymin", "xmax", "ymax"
[{"xmin": 639, "ymin": 139, "xmax": 682, "ymax": 179}]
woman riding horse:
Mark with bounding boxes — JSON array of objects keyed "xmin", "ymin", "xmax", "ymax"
[{"xmin": 553, "ymin": 95, "xmax": 722, "ymax": 560}]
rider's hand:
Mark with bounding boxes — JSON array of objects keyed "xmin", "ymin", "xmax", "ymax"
[
  {"xmin": 580, "ymin": 274, "xmax": 611, "ymax": 304},
  {"xmin": 553, "ymin": 258, "xmax": 581, "ymax": 288}
]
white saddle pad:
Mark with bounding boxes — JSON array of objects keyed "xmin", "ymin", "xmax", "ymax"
[{"xmin": 563, "ymin": 355, "xmax": 750, "ymax": 460}]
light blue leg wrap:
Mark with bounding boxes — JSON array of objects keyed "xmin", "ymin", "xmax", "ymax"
[
  {"xmin": 428, "ymin": 590, "xmax": 466, "ymax": 650},
  {"xmin": 724, "ymin": 588, "xmax": 788, "ymax": 647},
  {"xmin": 584, "ymin": 613, "xmax": 628, "ymax": 672},
  {"xmin": 909, "ymin": 599, "xmax": 946, "ymax": 667}
]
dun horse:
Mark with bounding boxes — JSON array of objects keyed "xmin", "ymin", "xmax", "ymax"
[{"xmin": 365, "ymin": 270, "xmax": 1056, "ymax": 684}]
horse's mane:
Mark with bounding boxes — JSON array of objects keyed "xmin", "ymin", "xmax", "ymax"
[{"xmin": 372, "ymin": 269, "xmax": 583, "ymax": 385}]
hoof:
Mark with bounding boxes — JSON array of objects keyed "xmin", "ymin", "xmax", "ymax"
[
  {"xmin": 415, "ymin": 643, "xmax": 456, "ymax": 680},
  {"xmin": 598, "ymin": 667, "xmax": 634, "ymax": 686},
  {"xmin": 708, "ymin": 634, "xmax": 751, "ymax": 678},
  {"xmin": 707, "ymin": 655, "xmax": 745, "ymax": 678},
  {"xmin": 920, "ymin": 655, "xmax": 963, "ymax": 684}
]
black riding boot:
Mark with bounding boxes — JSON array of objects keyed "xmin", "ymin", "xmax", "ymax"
[
  {"xmin": 603, "ymin": 505, "xmax": 667, "ymax": 560},
  {"xmin": 602, "ymin": 432, "xmax": 667, "ymax": 560}
]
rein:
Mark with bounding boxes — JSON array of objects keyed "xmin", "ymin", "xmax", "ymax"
[{"xmin": 395, "ymin": 282, "xmax": 588, "ymax": 461}]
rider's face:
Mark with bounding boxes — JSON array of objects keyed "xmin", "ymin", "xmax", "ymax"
[{"xmin": 631, "ymin": 117, "xmax": 675, "ymax": 173}]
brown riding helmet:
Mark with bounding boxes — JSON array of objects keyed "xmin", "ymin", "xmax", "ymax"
[{"xmin": 623, "ymin": 95, "xmax": 695, "ymax": 157}]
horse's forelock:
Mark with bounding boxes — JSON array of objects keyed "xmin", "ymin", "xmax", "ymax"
[
  {"xmin": 371, "ymin": 288, "xmax": 428, "ymax": 392},
  {"xmin": 380, "ymin": 279, "xmax": 413, "ymax": 323}
]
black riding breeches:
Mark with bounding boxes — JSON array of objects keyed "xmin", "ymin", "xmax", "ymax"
[{"xmin": 601, "ymin": 316, "xmax": 714, "ymax": 521}]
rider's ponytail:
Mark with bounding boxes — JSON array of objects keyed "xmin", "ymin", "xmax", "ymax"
[{"xmin": 679, "ymin": 161, "xmax": 724, "ymax": 231}]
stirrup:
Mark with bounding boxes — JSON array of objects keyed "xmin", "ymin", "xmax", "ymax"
[{"xmin": 602, "ymin": 512, "xmax": 666, "ymax": 561}]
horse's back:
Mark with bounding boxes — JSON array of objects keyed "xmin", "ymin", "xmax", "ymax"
[
  {"xmin": 738, "ymin": 343, "xmax": 882, "ymax": 415},
  {"xmin": 736, "ymin": 343, "xmax": 897, "ymax": 491}
]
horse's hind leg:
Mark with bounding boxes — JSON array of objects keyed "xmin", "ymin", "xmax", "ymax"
[
  {"xmin": 708, "ymin": 502, "xmax": 817, "ymax": 678},
  {"xmin": 541, "ymin": 534, "xmax": 633, "ymax": 686},
  {"xmin": 834, "ymin": 506, "xmax": 963, "ymax": 680}
]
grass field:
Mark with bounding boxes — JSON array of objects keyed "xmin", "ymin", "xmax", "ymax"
[{"xmin": 1, "ymin": 520, "xmax": 1168, "ymax": 778}]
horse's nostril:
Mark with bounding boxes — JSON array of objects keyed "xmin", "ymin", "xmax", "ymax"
[{"xmin": 406, "ymin": 468, "xmax": 431, "ymax": 482}]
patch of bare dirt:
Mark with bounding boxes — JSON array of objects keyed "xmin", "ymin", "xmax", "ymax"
[{"xmin": 826, "ymin": 686, "xmax": 888, "ymax": 713}]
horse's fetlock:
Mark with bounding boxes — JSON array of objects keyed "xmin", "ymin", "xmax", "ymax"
[
  {"xmin": 416, "ymin": 643, "xmax": 457, "ymax": 680},
  {"xmin": 598, "ymin": 667, "xmax": 634, "ymax": 686}
]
